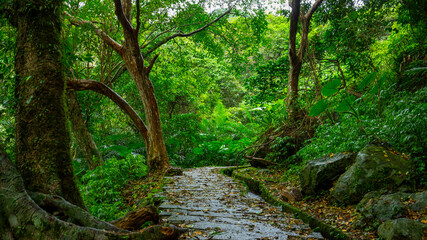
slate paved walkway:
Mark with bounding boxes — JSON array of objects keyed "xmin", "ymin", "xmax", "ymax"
[{"xmin": 159, "ymin": 167, "xmax": 323, "ymax": 240}]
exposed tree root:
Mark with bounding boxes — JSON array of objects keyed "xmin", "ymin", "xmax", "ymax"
[
  {"xmin": 0, "ymin": 149, "xmax": 185, "ymax": 240},
  {"xmin": 111, "ymin": 205, "xmax": 159, "ymax": 231},
  {"xmin": 29, "ymin": 192, "xmax": 125, "ymax": 232}
]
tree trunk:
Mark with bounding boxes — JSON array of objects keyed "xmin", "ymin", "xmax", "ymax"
[
  {"xmin": 13, "ymin": 0, "xmax": 85, "ymax": 208},
  {"xmin": 125, "ymin": 63, "xmax": 171, "ymax": 176},
  {"xmin": 114, "ymin": 0, "xmax": 171, "ymax": 176},
  {"xmin": 67, "ymin": 91, "xmax": 102, "ymax": 169},
  {"xmin": 286, "ymin": 0, "xmax": 323, "ymax": 121}
]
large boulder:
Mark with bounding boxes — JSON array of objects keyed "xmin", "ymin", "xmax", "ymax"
[
  {"xmin": 331, "ymin": 144, "xmax": 415, "ymax": 205},
  {"xmin": 357, "ymin": 190, "xmax": 427, "ymax": 226},
  {"xmin": 356, "ymin": 191, "xmax": 409, "ymax": 224},
  {"xmin": 410, "ymin": 191, "xmax": 427, "ymax": 211},
  {"xmin": 378, "ymin": 218, "xmax": 427, "ymax": 240},
  {"xmin": 300, "ymin": 152, "xmax": 356, "ymax": 195}
]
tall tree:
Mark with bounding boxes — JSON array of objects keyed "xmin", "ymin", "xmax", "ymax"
[
  {"xmin": 66, "ymin": 0, "xmax": 232, "ymax": 175},
  {"xmin": 286, "ymin": 0, "xmax": 323, "ymax": 121}
]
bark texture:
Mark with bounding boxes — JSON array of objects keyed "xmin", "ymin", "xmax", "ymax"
[
  {"xmin": 114, "ymin": 0, "xmax": 170, "ymax": 176},
  {"xmin": 0, "ymin": 148, "xmax": 185, "ymax": 240},
  {"xmin": 67, "ymin": 91, "xmax": 102, "ymax": 169},
  {"xmin": 14, "ymin": 0, "xmax": 84, "ymax": 208},
  {"xmin": 287, "ymin": 0, "xmax": 323, "ymax": 121}
]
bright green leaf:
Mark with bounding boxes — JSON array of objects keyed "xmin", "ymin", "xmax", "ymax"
[
  {"xmin": 321, "ymin": 78, "xmax": 341, "ymax": 97},
  {"xmin": 336, "ymin": 96, "xmax": 355, "ymax": 112},
  {"xmin": 378, "ymin": 73, "xmax": 387, "ymax": 89},
  {"xmin": 309, "ymin": 99, "xmax": 328, "ymax": 116},
  {"xmin": 357, "ymin": 72, "xmax": 376, "ymax": 90}
]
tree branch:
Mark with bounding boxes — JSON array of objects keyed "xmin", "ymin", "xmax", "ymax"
[
  {"xmin": 136, "ymin": 0, "xmax": 141, "ymax": 34},
  {"xmin": 144, "ymin": 8, "xmax": 232, "ymax": 56},
  {"xmin": 289, "ymin": 0, "xmax": 301, "ymax": 60},
  {"xmin": 146, "ymin": 53, "xmax": 160, "ymax": 74},
  {"xmin": 67, "ymin": 78, "xmax": 148, "ymax": 142},
  {"xmin": 107, "ymin": 63, "xmax": 127, "ymax": 86},
  {"xmin": 112, "ymin": 0, "xmax": 135, "ymax": 34},
  {"xmin": 305, "ymin": 0, "xmax": 324, "ymax": 22},
  {"xmin": 64, "ymin": 11, "xmax": 123, "ymax": 56}
]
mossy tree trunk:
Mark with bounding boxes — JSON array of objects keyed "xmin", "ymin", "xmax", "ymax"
[{"xmin": 13, "ymin": 0, "xmax": 85, "ymax": 208}]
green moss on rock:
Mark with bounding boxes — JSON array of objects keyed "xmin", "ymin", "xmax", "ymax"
[{"xmin": 331, "ymin": 145, "xmax": 415, "ymax": 205}]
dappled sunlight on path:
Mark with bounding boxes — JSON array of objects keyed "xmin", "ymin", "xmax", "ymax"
[{"xmin": 159, "ymin": 167, "xmax": 323, "ymax": 240}]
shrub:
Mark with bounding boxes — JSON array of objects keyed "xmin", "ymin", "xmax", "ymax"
[{"xmin": 75, "ymin": 154, "xmax": 147, "ymax": 221}]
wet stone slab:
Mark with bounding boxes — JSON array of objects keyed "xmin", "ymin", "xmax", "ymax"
[{"xmin": 159, "ymin": 167, "xmax": 323, "ymax": 240}]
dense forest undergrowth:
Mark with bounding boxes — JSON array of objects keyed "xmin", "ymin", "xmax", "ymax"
[{"xmin": 0, "ymin": 0, "xmax": 426, "ymax": 239}]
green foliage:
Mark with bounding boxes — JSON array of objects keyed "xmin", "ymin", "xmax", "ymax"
[
  {"xmin": 300, "ymin": 86, "xmax": 427, "ymax": 187},
  {"xmin": 244, "ymin": 56, "xmax": 289, "ymax": 104},
  {"xmin": 0, "ymin": 20, "xmax": 15, "ymax": 158},
  {"xmin": 308, "ymin": 99, "xmax": 328, "ymax": 117},
  {"xmin": 321, "ymin": 78, "xmax": 341, "ymax": 97},
  {"xmin": 167, "ymin": 102, "xmax": 258, "ymax": 168},
  {"xmin": 267, "ymin": 136, "xmax": 299, "ymax": 166},
  {"xmin": 75, "ymin": 154, "xmax": 147, "ymax": 221}
]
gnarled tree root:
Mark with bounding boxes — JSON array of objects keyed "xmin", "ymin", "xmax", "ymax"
[
  {"xmin": 111, "ymin": 205, "xmax": 159, "ymax": 231},
  {"xmin": 0, "ymin": 149, "xmax": 185, "ymax": 240}
]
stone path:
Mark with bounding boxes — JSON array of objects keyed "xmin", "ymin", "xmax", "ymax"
[{"xmin": 159, "ymin": 167, "xmax": 323, "ymax": 240}]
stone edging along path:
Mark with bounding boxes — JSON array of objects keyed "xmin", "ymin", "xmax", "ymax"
[
  {"xmin": 222, "ymin": 167, "xmax": 351, "ymax": 240},
  {"xmin": 159, "ymin": 167, "xmax": 325, "ymax": 239}
]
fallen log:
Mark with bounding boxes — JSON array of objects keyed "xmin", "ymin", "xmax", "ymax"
[{"xmin": 244, "ymin": 155, "xmax": 278, "ymax": 168}]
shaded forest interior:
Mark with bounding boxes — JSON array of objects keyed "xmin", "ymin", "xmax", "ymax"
[{"xmin": 0, "ymin": 0, "xmax": 426, "ymax": 239}]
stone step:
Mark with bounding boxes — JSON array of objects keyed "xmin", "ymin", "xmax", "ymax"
[{"xmin": 159, "ymin": 167, "xmax": 323, "ymax": 239}]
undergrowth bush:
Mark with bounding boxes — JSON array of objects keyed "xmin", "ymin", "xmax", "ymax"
[
  {"xmin": 299, "ymin": 86, "xmax": 426, "ymax": 186},
  {"xmin": 168, "ymin": 102, "xmax": 258, "ymax": 167},
  {"xmin": 74, "ymin": 154, "xmax": 147, "ymax": 221}
]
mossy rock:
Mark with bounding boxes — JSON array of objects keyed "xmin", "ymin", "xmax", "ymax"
[
  {"xmin": 331, "ymin": 144, "xmax": 415, "ymax": 205},
  {"xmin": 300, "ymin": 152, "xmax": 356, "ymax": 196},
  {"xmin": 378, "ymin": 218, "xmax": 427, "ymax": 240},
  {"xmin": 356, "ymin": 191, "xmax": 409, "ymax": 224}
]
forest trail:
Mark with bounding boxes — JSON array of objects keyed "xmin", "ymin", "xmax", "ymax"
[{"xmin": 159, "ymin": 167, "xmax": 323, "ymax": 240}]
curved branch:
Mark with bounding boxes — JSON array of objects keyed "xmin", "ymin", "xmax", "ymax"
[
  {"xmin": 305, "ymin": 0, "xmax": 324, "ymax": 22},
  {"xmin": 146, "ymin": 53, "xmax": 160, "ymax": 74},
  {"xmin": 64, "ymin": 11, "xmax": 123, "ymax": 56},
  {"xmin": 144, "ymin": 8, "xmax": 232, "ymax": 56},
  {"xmin": 141, "ymin": 9, "xmax": 204, "ymax": 50},
  {"xmin": 67, "ymin": 79, "xmax": 148, "ymax": 143}
]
